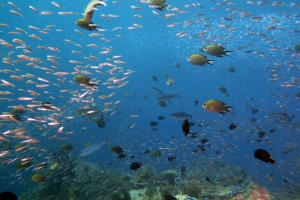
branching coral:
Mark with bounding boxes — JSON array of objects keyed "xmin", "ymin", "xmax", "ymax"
[
  {"xmin": 145, "ymin": 183, "xmax": 157, "ymax": 197},
  {"xmin": 180, "ymin": 178, "xmax": 202, "ymax": 198},
  {"xmin": 159, "ymin": 182, "xmax": 180, "ymax": 197}
]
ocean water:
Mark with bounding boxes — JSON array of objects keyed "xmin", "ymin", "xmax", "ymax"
[{"xmin": 0, "ymin": 0, "xmax": 300, "ymax": 199}]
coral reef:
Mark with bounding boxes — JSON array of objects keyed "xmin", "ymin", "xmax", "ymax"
[
  {"xmin": 18, "ymin": 158, "xmax": 274, "ymax": 200},
  {"xmin": 246, "ymin": 185, "xmax": 271, "ymax": 200},
  {"xmin": 159, "ymin": 170, "xmax": 178, "ymax": 185},
  {"xmin": 159, "ymin": 181, "xmax": 180, "ymax": 197},
  {"xmin": 174, "ymin": 194, "xmax": 197, "ymax": 200},
  {"xmin": 180, "ymin": 177, "xmax": 202, "ymax": 198},
  {"xmin": 108, "ymin": 189, "xmax": 131, "ymax": 200},
  {"xmin": 129, "ymin": 189, "xmax": 149, "ymax": 200}
]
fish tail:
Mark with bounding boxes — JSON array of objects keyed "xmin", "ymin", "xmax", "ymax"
[
  {"xmin": 208, "ymin": 60, "xmax": 214, "ymax": 65},
  {"xmin": 226, "ymin": 106, "xmax": 235, "ymax": 114},
  {"xmin": 104, "ymin": 137, "xmax": 109, "ymax": 144},
  {"xmin": 177, "ymin": 91, "xmax": 181, "ymax": 99},
  {"xmin": 219, "ymin": 112, "xmax": 226, "ymax": 116},
  {"xmin": 225, "ymin": 51, "xmax": 232, "ymax": 56},
  {"xmin": 89, "ymin": 83, "xmax": 99, "ymax": 86},
  {"xmin": 270, "ymin": 159, "xmax": 276, "ymax": 164}
]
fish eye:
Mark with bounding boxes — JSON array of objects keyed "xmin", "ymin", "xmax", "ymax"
[{"xmin": 203, "ymin": 104, "xmax": 205, "ymax": 106}]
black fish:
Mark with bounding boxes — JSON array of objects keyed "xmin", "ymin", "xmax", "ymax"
[
  {"xmin": 192, "ymin": 149, "xmax": 198, "ymax": 153},
  {"xmin": 270, "ymin": 129, "xmax": 276, "ymax": 133},
  {"xmin": 150, "ymin": 121, "xmax": 158, "ymax": 126},
  {"xmin": 130, "ymin": 162, "xmax": 142, "ymax": 170},
  {"xmin": 168, "ymin": 156, "xmax": 176, "ymax": 161},
  {"xmin": 216, "ymin": 150, "xmax": 220, "ymax": 154},
  {"xmin": 251, "ymin": 108, "xmax": 259, "ymax": 114},
  {"xmin": 158, "ymin": 116, "xmax": 165, "ymax": 120},
  {"xmin": 205, "ymin": 177, "xmax": 212, "ymax": 182},
  {"xmin": 250, "ymin": 118, "xmax": 257, "ymax": 122},
  {"xmin": 190, "ymin": 132, "xmax": 199, "ymax": 138},
  {"xmin": 164, "ymin": 194, "xmax": 177, "ymax": 200},
  {"xmin": 197, "ymin": 144, "xmax": 206, "ymax": 151},
  {"xmin": 144, "ymin": 150, "xmax": 150, "ymax": 154},
  {"xmin": 201, "ymin": 138, "xmax": 208, "ymax": 144},
  {"xmin": 118, "ymin": 153, "xmax": 126, "ymax": 159},
  {"xmin": 265, "ymin": 139, "xmax": 269, "ymax": 143},
  {"xmin": 180, "ymin": 165, "xmax": 186, "ymax": 175},
  {"xmin": 182, "ymin": 118, "xmax": 190, "ymax": 136},
  {"xmin": 258, "ymin": 131, "xmax": 266, "ymax": 138},
  {"xmin": 205, "ymin": 177, "xmax": 216, "ymax": 186},
  {"xmin": 198, "ymin": 123, "xmax": 203, "ymax": 127},
  {"xmin": 0, "ymin": 191, "xmax": 17, "ymax": 200},
  {"xmin": 229, "ymin": 123, "xmax": 237, "ymax": 130},
  {"xmin": 254, "ymin": 149, "xmax": 275, "ymax": 164},
  {"xmin": 194, "ymin": 100, "xmax": 198, "ymax": 106}
]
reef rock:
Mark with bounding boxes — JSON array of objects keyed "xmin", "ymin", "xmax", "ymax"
[{"xmin": 129, "ymin": 189, "xmax": 149, "ymax": 200}]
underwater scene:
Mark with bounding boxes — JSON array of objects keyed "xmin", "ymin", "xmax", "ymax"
[{"xmin": 0, "ymin": 0, "xmax": 300, "ymax": 199}]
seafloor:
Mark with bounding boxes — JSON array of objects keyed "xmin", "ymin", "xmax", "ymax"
[{"xmin": 18, "ymin": 150, "xmax": 299, "ymax": 200}]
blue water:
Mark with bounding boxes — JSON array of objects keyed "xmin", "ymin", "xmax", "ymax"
[{"xmin": 0, "ymin": 0, "xmax": 300, "ymax": 198}]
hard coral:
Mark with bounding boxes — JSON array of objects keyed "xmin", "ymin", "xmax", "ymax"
[
  {"xmin": 159, "ymin": 170, "xmax": 178, "ymax": 185},
  {"xmin": 248, "ymin": 187, "xmax": 270, "ymax": 200}
]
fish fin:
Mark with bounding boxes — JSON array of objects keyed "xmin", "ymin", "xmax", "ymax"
[
  {"xmin": 185, "ymin": 132, "xmax": 190, "ymax": 136},
  {"xmin": 226, "ymin": 106, "xmax": 234, "ymax": 113},
  {"xmin": 208, "ymin": 60, "xmax": 214, "ymax": 65},
  {"xmin": 168, "ymin": 100, "xmax": 171, "ymax": 104},
  {"xmin": 219, "ymin": 112, "xmax": 226, "ymax": 116},
  {"xmin": 270, "ymin": 159, "xmax": 275, "ymax": 164},
  {"xmin": 104, "ymin": 137, "xmax": 109, "ymax": 144},
  {"xmin": 89, "ymin": 83, "xmax": 98, "ymax": 86},
  {"xmin": 217, "ymin": 55, "xmax": 223, "ymax": 57},
  {"xmin": 177, "ymin": 91, "xmax": 181, "ymax": 98},
  {"xmin": 44, "ymin": 174, "xmax": 49, "ymax": 180}
]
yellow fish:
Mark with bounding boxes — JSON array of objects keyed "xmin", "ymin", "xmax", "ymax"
[{"xmin": 202, "ymin": 99, "xmax": 233, "ymax": 115}]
